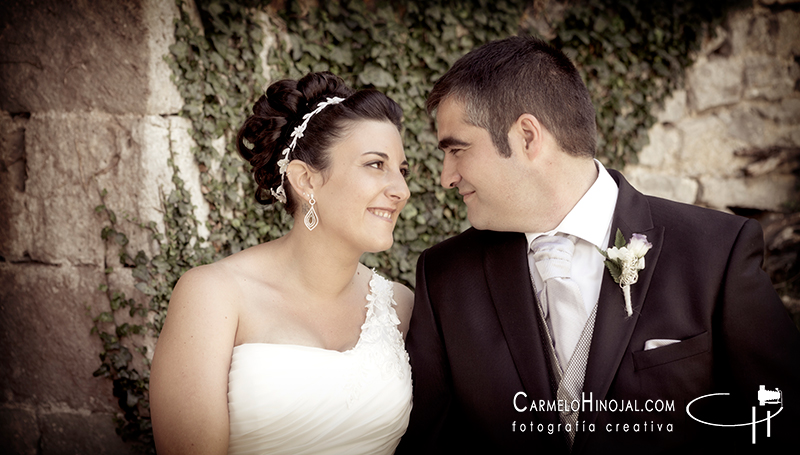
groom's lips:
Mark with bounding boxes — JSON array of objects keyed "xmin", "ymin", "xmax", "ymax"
[{"xmin": 459, "ymin": 190, "xmax": 475, "ymax": 201}]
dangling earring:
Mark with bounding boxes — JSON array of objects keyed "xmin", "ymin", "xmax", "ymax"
[{"xmin": 304, "ymin": 194, "xmax": 319, "ymax": 231}]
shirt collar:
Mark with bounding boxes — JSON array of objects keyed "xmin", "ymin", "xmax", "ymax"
[{"xmin": 525, "ymin": 160, "xmax": 619, "ymax": 250}]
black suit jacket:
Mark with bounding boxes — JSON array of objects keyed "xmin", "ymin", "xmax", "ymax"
[{"xmin": 398, "ymin": 170, "xmax": 800, "ymax": 454}]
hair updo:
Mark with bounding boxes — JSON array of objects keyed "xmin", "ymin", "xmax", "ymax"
[{"xmin": 237, "ymin": 71, "xmax": 403, "ymax": 214}]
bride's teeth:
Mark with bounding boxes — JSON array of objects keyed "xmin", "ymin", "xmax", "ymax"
[{"xmin": 371, "ymin": 209, "xmax": 392, "ymax": 219}]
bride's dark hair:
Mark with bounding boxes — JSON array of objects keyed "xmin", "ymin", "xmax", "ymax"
[{"xmin": 237, "ymin": 71, "xmax": 403, "ymax": 214}]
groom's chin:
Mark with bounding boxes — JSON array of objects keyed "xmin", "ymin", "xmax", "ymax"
[{"xmin": 466, "ymin": 212, "xmax": 504, "ymax": 232}]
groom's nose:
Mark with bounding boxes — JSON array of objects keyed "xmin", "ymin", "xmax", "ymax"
[{"xmin": 440, "ymin": 153, "xmax": 460, "ymax": 189}]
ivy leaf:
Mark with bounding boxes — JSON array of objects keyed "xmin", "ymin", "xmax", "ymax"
[
  {"xmin": 95, "ymin": 312, "xmax": 114, "ymax": 323},
  {"xmin": 358, "ymin": 63, "xmax": 396, "ymax": 87},
  {"xmin": 115, "ymin": 233, "xmax": 128, "ymax": 246},
  {"xmin": 135, "ymin": 282, "xmax": 158, "ymax": 296},
  {"xmin": 329, "ymin": 46, "xmax": 353, "ymax": 66},
  {"xmin": 169, "ymin": 41, "xmax": 190, "ymax": 60}
]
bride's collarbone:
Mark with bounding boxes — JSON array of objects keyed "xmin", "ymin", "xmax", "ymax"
[{"xmin": 234, "ymin": 283, "xmax": 369, "ymax": 351}]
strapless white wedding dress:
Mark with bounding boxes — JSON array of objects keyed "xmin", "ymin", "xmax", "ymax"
[{"xmin": 227, "ymin": 271, "xmax": 412, "ymax": 455}]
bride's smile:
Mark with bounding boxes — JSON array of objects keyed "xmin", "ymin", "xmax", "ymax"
[{"xmin": 367, "ymin": 207, "xmax": 396, "ymax": 222}]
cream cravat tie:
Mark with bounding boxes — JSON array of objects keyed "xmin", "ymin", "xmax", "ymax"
[{"xmin": 530, "ymin": 234, "xmax": 588, "ymax": 369}]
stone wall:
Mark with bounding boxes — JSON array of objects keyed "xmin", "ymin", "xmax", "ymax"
[
  {"xmin": 0, "ymin": 0, "xmax": 206, "ymax": 453},
  {"xmin": 0, "ymin": 0, "xmax": 797, "ymax": 454},
  {"xmin": 624, "ymin": 2, "xmax": 800, "ymax": 213}
]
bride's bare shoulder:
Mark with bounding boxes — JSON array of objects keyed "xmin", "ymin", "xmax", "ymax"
[
  {"xmin": 164, "ymin": 263, "xmax": 239, "ymax": 330},
  {"xmin": 176, "ymin": 242, "xmax": 276, "ymax": 296},
  {"xmin": 173, "ymin": 261, "xmax": 238, "ymax": 299}
]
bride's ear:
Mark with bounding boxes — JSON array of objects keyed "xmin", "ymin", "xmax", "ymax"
[{"xmin": 286, "ymin": 160, "xmax": 322, "ymax": 200}]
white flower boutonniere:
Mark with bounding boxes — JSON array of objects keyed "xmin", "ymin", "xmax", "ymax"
[{"xmin": 597, "ymin": 229, "xmax": 653, "ymax": 317}]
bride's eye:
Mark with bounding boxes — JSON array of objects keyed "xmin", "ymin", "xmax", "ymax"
[{"xmin": 367, "ymin": 161, "xmax": 384, "ymax": 170}]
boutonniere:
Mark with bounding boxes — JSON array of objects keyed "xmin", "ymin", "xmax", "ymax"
[{"xmin": 597, "ymin": 229, "xmax": 653, "ymax": 317}]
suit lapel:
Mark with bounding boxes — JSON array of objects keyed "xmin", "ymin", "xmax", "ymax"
[
  {"xmin": 483, "ymin": 232, "xmax": 560, "ymax": 424},
  {"xmin": 573, "ymin": 170, "xmax": 665, "ymax": 453}
]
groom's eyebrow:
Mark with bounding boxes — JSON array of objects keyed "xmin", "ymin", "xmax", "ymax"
[{"xmin": 438, "ymin": 137, "xmax": 469, "ymax": 151}]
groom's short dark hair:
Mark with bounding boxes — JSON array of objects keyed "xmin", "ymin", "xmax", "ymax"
[{"xmin": 427, "ymin": 35, "xmax": 597, "ymax": 159}]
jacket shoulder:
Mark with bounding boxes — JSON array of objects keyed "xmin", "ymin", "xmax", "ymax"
[
  {"xmin": 424, "ymin": 228, "xmax": 524, "ymax": 259},
  {"xmin": 645, "ymin": 195, "xmax": 751, "ymax": 238}
]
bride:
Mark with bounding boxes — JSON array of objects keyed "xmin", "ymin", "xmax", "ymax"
[{"xmin": 150, "ymin": 72, "xmax": 413, "ymax": 454}]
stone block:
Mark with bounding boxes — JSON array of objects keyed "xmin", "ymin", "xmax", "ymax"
[
  {"xmin": 144, "ymin": 0, "xmax": 184, "ymax": 115},
  {"xmin": 768, "ymin": 122, "xmax": 800, "ymax": 148},
  {"xmin": 39, "ymin": 411, "xmax": 137, "ymax": 455},
  {"xmin": 638, "ymin": 123, "xmax": 681, "ymax": 169},
  {"xmin": 623, "ymin": 168, "xmax": 699, "ymax": 205},
  {"xmin": 2, "ymin": 112, "xmax": 109, "ymax": 264},
  {"xmin": 1, "ymin": 111, "xmax": 177, "ymax": 265},
  {"xmin": 0, "ymin": 0, "xmax": 149, "ymax": 114},
  {"xmin": 755, "ymin": 98, "xmax": 800, "ymax": 124},
  {"xmin": 789, "ymin": 125, "xmax": 800, "ymax": 146},
  {"xmin": 653, "ymin": 90, "xmax": 687, "ymax": 125},
  {"xmin": 686, "ymin": 57, "xmax": 744, "ymax": 112},
  {"xmin": 728, "ymin": 9, "xmax": 777, "ymax": 55},
  {"xmin": 776, "ymin": 10, "xmax": 800, "ymax": 57},
  {"xmin": 724, "ymin": 107, "xmax": 771, "ymax": 149},
  {"xmin": 0, "ymin": 263, "xmax": 118, "ymax": 412},
  {"xmin": 0, "ymin": 407, "xmax": 38, "ymax": 455},
  {"xmin": 743, "ymin": 55, "xmax": 795, "ymax": 101},
  {"xmin": 698, "ymin": 174, "xmax": 797, "ymax": 211},
  {"xmin": 676, "ymin": 115, "xmax": 751, "ymax": 177}
]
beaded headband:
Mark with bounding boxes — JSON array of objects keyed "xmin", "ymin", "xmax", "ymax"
[{"xmin": 271, "ymin": 96, "xmax": 346, "ymax": 204}]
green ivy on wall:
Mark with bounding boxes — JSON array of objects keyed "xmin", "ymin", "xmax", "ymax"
[{"xmin": 90, "ymin": 0, "xmax": 743, "ymax": 450}]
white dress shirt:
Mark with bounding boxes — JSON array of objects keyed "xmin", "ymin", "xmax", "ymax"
[{"xmin": 525, "ymin": 161, "xmax": 619, "ymax": 316}]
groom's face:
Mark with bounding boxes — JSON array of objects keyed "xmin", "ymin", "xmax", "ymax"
[{"xmin": 435, "ymin": 97, "xmax": 521, "ymax": 231}]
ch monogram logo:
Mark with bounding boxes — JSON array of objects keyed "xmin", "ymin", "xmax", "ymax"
[{"xmin": 686, "ymin": 385, "xmax": 783, "ymax": 444}]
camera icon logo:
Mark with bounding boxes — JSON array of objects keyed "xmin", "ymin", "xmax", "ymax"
[{"xmin": 757, "ymin": 385, "xmax": 781, "ymax": 406}]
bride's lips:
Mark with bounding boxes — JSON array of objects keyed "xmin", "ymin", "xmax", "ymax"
[{"xmin": 367, "ymin": 207, "xmax": 396, "ymax": 222}]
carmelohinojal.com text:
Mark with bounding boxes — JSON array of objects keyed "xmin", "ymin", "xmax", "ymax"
[{"xmin": 512, "ymin": 392, "xmax": 676, "ymax": 434}]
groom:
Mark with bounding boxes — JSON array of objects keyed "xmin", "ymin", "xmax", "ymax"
[{"xmin": 397, "ymin": 36, "xmax": 800, "ymax": 454}]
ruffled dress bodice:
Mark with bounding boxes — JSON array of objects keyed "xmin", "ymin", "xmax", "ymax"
[{"xmin": 227, "ymin": 271, "xmax": 412, "ymax": 455}]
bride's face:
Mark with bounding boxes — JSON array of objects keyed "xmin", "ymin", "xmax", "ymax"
[{"xmin": 313, "ymin": 120, "xmax": 410, "ymax": 253}]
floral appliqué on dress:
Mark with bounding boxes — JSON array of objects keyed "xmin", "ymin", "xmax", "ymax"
[{"xmin": 342, "ymin": 270, "xmax": 411, "ymax": 407}]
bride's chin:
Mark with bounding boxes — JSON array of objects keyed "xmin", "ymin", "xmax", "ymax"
[{"xmin": 365, "ymin": 237, "xmax": 394, "ymax": 254}]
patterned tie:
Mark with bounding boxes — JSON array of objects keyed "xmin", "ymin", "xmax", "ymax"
[{"xmin": 530, "ymin": 234, "xmax": 588, "ymax": 370}]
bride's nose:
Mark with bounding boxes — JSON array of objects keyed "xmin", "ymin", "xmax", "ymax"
[{"xmin": 387, "ymin": 169, "xmax": 410, "ymax": 202}]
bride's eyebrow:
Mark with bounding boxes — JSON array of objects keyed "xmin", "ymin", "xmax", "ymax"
[
  {"xmin": 362, "ymin": 151, "xmax": 389, "ymax": 160},
  {"xmin": 362, "ymin": 151, "xmax": 409, "ymax": 167}
]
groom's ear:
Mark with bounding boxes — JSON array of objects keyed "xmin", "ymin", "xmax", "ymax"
[{"xmin": 509, "ymin": 113, "xmax": 544, "ymax": 162}]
